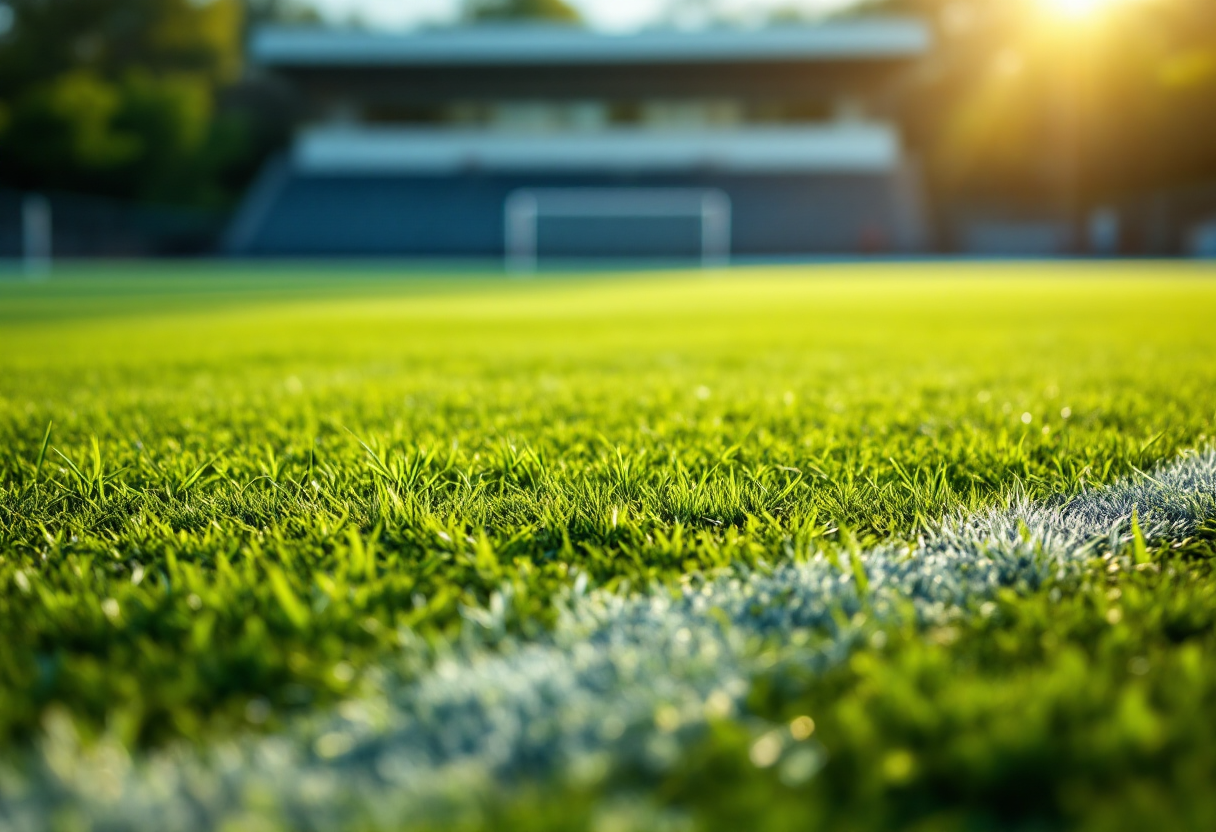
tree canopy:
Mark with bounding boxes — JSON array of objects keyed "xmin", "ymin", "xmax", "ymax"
[
  {"xmin": 463, "ymin": 0, "xmax": 582, "ymax": 24},
  {"xmin": 0, "ymin": 0, "xmax": 288, "ymax": 207}
]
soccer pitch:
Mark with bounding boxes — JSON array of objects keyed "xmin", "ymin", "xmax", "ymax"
[{"xmin": 1, "ymin": 262, "xmax": 1215, "ymax": 831}]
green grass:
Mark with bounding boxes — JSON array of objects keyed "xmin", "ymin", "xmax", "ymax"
[{"xmin": 1, "ymin": 262, "xmax": 1215, "ymax": 829}]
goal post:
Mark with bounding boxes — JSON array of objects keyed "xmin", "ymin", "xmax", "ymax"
[
  {"xmin": 504, "ymin": 188, "xmax": 731, "ymax": 273},
  {"xmin": 22, "ymin": 193, "xmax": 52, "ymax": 278}
]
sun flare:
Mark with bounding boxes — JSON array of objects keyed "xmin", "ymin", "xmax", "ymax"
[{"xmin": 1041, "ymin": 0, "xmax": 1124, "ymax": 19}]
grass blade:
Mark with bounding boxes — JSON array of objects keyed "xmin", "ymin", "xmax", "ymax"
[{"xmin": 33, "ymin": 421, "xmax": 52, "ymax": 482}]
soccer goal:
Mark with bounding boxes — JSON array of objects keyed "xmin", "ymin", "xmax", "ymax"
[{"xmin": 504, "ymin": 188, "xmax": 731, "ymax": 272}]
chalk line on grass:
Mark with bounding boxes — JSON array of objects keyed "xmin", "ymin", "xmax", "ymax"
[{"xmin": 3, "ymin": 450, "xmax": 1215, "ymax": 832}]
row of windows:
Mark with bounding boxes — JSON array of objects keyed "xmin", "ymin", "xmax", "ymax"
[{"xmin": 333, "ymin": 99, "xmax": 867, "ymax": 130}]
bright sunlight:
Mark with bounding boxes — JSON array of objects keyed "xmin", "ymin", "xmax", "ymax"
[{"xmin": 1041, "ymin": 0, "xmax": 1128, "ymax": 19}]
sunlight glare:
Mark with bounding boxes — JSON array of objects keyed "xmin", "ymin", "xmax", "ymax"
[{"xmin": 1042, "ymin": 0, "xmax": 1122, "ymax": 20}]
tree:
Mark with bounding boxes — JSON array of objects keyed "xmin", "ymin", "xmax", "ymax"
[
  {"xmin": 246, "ymin": 0, "xmax": 321, "ymax": 26},
  {"xmin": 0, "ymin": 0, "xmax": 306, "ymax": 207},
  {"xmin": 463, "ymin": 0, "xmax": 581, "ymax": 24}
]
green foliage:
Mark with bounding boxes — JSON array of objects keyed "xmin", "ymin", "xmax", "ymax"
[
  {"xmin": 464, "ymin": 0, "xmax": 582, "ymax": 23},
  {"xmin": 0, "ymin": 263, "xmax": 1215, "ymax": 828},
  {"xmin": 247, "ymin": 0, "xmax": 323, "ymax": 26},
  {"xmin": 0, "ymin": 0, "xmax": 260, "ymax": 206}
]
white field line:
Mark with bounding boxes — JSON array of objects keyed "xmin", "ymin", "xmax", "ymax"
[{"xmin": 3, "ymin": 450, "xmax": 1215, "ymax": 832}]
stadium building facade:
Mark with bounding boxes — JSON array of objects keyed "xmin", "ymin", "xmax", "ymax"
[{"xmin": 227, "ymin": 22, "xmax": 931, "ymax": 262}]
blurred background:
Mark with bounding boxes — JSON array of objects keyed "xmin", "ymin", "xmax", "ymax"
[{"xmin": 0, "ymin": 0, "xmax": 1214, "ymax": 262}]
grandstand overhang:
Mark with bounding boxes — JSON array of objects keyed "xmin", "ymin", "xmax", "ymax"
[{"xmin": 250, "ymin": 22, "xmax": 931, "ymax": 105}]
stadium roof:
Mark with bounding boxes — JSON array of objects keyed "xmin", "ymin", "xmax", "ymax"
[{"xmin": 251, "ymin": 21, "xmax": 931, "ymax": 69}]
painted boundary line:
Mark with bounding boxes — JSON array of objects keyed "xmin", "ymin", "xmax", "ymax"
[{"xmin": 3, "ymin": 450, "xmax": 1215, "ymax": 832}]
